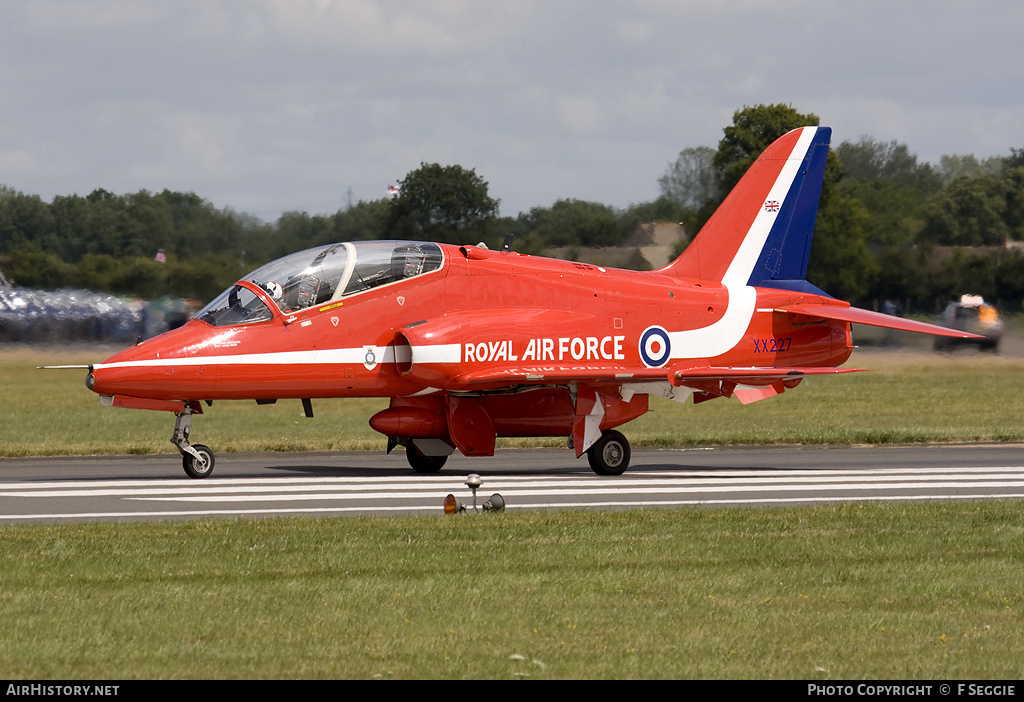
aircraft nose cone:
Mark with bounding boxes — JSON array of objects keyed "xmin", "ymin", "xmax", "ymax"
[{"xmin": 85, "ymin": 372, "xmax": 96, "ymax": 391}]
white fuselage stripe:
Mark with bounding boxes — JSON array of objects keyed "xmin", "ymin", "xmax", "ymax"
[
  {"xmin": 410, "ymin": 343, "xmax": 462, "ymax": 364},
  {"xmin": 93, "ymin": 344, "xmax": 460, "ymax": 370}
]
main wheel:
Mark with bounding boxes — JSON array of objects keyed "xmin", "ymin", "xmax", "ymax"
[
  {"xmin": 406, "ymin": 444, "xmax": 447, "ymax": 473},
  {"xmin": 587, "ymin": 430, "xmax": 630, "ymax": 476},
  {"xmin": 182, "ymin": 444, "xmax": 215, "ymax": 479}
]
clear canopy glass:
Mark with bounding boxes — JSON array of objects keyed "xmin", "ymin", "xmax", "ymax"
[{"xmin": 195, "ymin": 241, "xmax": 444, "ymax": 327}]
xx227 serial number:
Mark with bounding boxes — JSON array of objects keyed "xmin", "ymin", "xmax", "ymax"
[{"xmin": 753, "ymin": 337, "xmax": 792, "ymax": 353}]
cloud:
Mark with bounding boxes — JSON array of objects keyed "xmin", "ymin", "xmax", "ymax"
[{"xmin": 1, "ymin": 0, "xmax": 1022, "ymax": 220}]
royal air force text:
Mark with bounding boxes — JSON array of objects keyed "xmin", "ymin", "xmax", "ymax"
[{"xmin": 465, "ymin": 336, "xmax": 626, "ymax": 363}]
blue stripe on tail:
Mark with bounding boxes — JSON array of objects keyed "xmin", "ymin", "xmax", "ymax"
[{"xmin": 746, "ymin": 126, "xmax": 832, "ymax": 296}]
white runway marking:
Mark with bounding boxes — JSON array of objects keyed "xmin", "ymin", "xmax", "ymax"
[{"xmin": 3, "ymin": 465, "xmax": 1024, "ymax": 522}]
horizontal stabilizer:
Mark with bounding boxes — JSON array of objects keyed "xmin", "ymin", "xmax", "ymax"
[{"xmin": 772, "ymin": 303, "xmax": 984, "ymax": 339}]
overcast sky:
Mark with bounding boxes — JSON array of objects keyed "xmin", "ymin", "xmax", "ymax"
[{"xmin": 2, "ymin": 0, "xmax": 1022, "ymax": 223}]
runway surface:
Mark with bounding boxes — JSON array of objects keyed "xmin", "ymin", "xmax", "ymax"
[{"xmin": 2, "ymin": 443, "xmax": 1024, "ymax": 523}]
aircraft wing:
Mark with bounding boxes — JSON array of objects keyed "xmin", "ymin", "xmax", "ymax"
[
  {"xmin": 446, "ymin": 363, "xmax": 863, "ymax": 392},
  {"xmin": 770, "ymin": 303, "xmax": 984, "ymax": 338},
  {"xmin": 446, "ymin": 366, "xmax": 670, "ymax": 390}
]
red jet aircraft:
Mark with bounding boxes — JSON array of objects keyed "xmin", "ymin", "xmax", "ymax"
[{"xmin": 84, "ymin": 126, "xmax": 977, "ymax": 478}]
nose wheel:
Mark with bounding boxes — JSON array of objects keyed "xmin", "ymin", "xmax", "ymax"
[
  {"xmin": 172, "ymin": 409, "xmax": 216, "ymax": 479},
  {"xmin": 182, "ymin": 444, "xmax": 215, "ymax": 479}
]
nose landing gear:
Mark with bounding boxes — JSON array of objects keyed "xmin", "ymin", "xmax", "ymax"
[{"xmin": 172, "ymin": 408, "xmax": 216, "ymax": 479}]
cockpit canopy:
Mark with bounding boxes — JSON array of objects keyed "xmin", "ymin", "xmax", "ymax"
[{"xmin": 196, "ymin": 241, "xmax": 444, "ymax": 327}]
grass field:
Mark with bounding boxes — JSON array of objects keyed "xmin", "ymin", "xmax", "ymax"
[
  {"xmin": 2, "ymin": 341, "xmax": 1023, "ymax": 679},
  {"xmin": 1, "ymin": 503, "xmax": 1022, "ymax": 679}
]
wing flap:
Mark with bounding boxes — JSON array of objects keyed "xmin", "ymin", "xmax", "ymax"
[
  {"xmin": 669, "ymin": 365, "xmax": 862, "ymax": 387},
  {"xmin": 670, "ymin": 365, "xmax": 863, "ymax": 405}
]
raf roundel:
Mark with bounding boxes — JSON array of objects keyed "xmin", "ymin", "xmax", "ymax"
[{"xmin": 639, "ymin": 325, "xmax": 672, "ymax": 368}]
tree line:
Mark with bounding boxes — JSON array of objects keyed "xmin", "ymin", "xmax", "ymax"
[{"xmin": 2, "ymin": 103, "xmax": 1023, "ymax": 313}]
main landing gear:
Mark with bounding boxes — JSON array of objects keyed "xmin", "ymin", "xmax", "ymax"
[
  {"xmin": 406, "ymin": 443, "xmax": 448, "ymax": 473},
  {"xmin": 398, "ymin": 430, "xmax": 632, "ymax": 476},
  {"xmin": 586, "ymin": 430, "xmax": 631, "ymax": 476},
  {"xmin": 172, "ymin": 408, "xmax": 215, "ymax": 479}
]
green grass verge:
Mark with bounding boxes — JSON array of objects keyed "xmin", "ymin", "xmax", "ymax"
[
  {"xmin": 1, "ymin": 503, "xmax": 1021, "ymax": 679},
  {"xmin": 6, "ymin": 346, "xmax": 1024, "ymax": 456}
]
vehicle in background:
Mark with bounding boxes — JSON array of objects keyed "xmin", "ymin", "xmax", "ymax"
[{"xmin": 934, "ymin": 295, "xmax": 1002, "ymax": 352}]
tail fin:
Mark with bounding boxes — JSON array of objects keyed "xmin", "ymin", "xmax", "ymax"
[{"xmin": 660, "ymin": 126, "xmax": 831, "ymax": 295}]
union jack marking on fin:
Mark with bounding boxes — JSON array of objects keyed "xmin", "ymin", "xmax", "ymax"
[{"xmin": 764, "ymin": 200, "xmax": 780, "ymax": 212}]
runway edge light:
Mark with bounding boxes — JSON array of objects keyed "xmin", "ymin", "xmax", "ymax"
[
  {"xmin": 444, "ymin": 493, "xmax": 461, "ymax": 514},
  {"xmin": 443, "ymin": 475, "xmax": 504, "ymax": 514}
]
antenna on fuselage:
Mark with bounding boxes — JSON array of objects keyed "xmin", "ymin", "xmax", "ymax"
[{"xmin": 501, "ymin": 234, "xmax": 515, "ymax": 251}]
